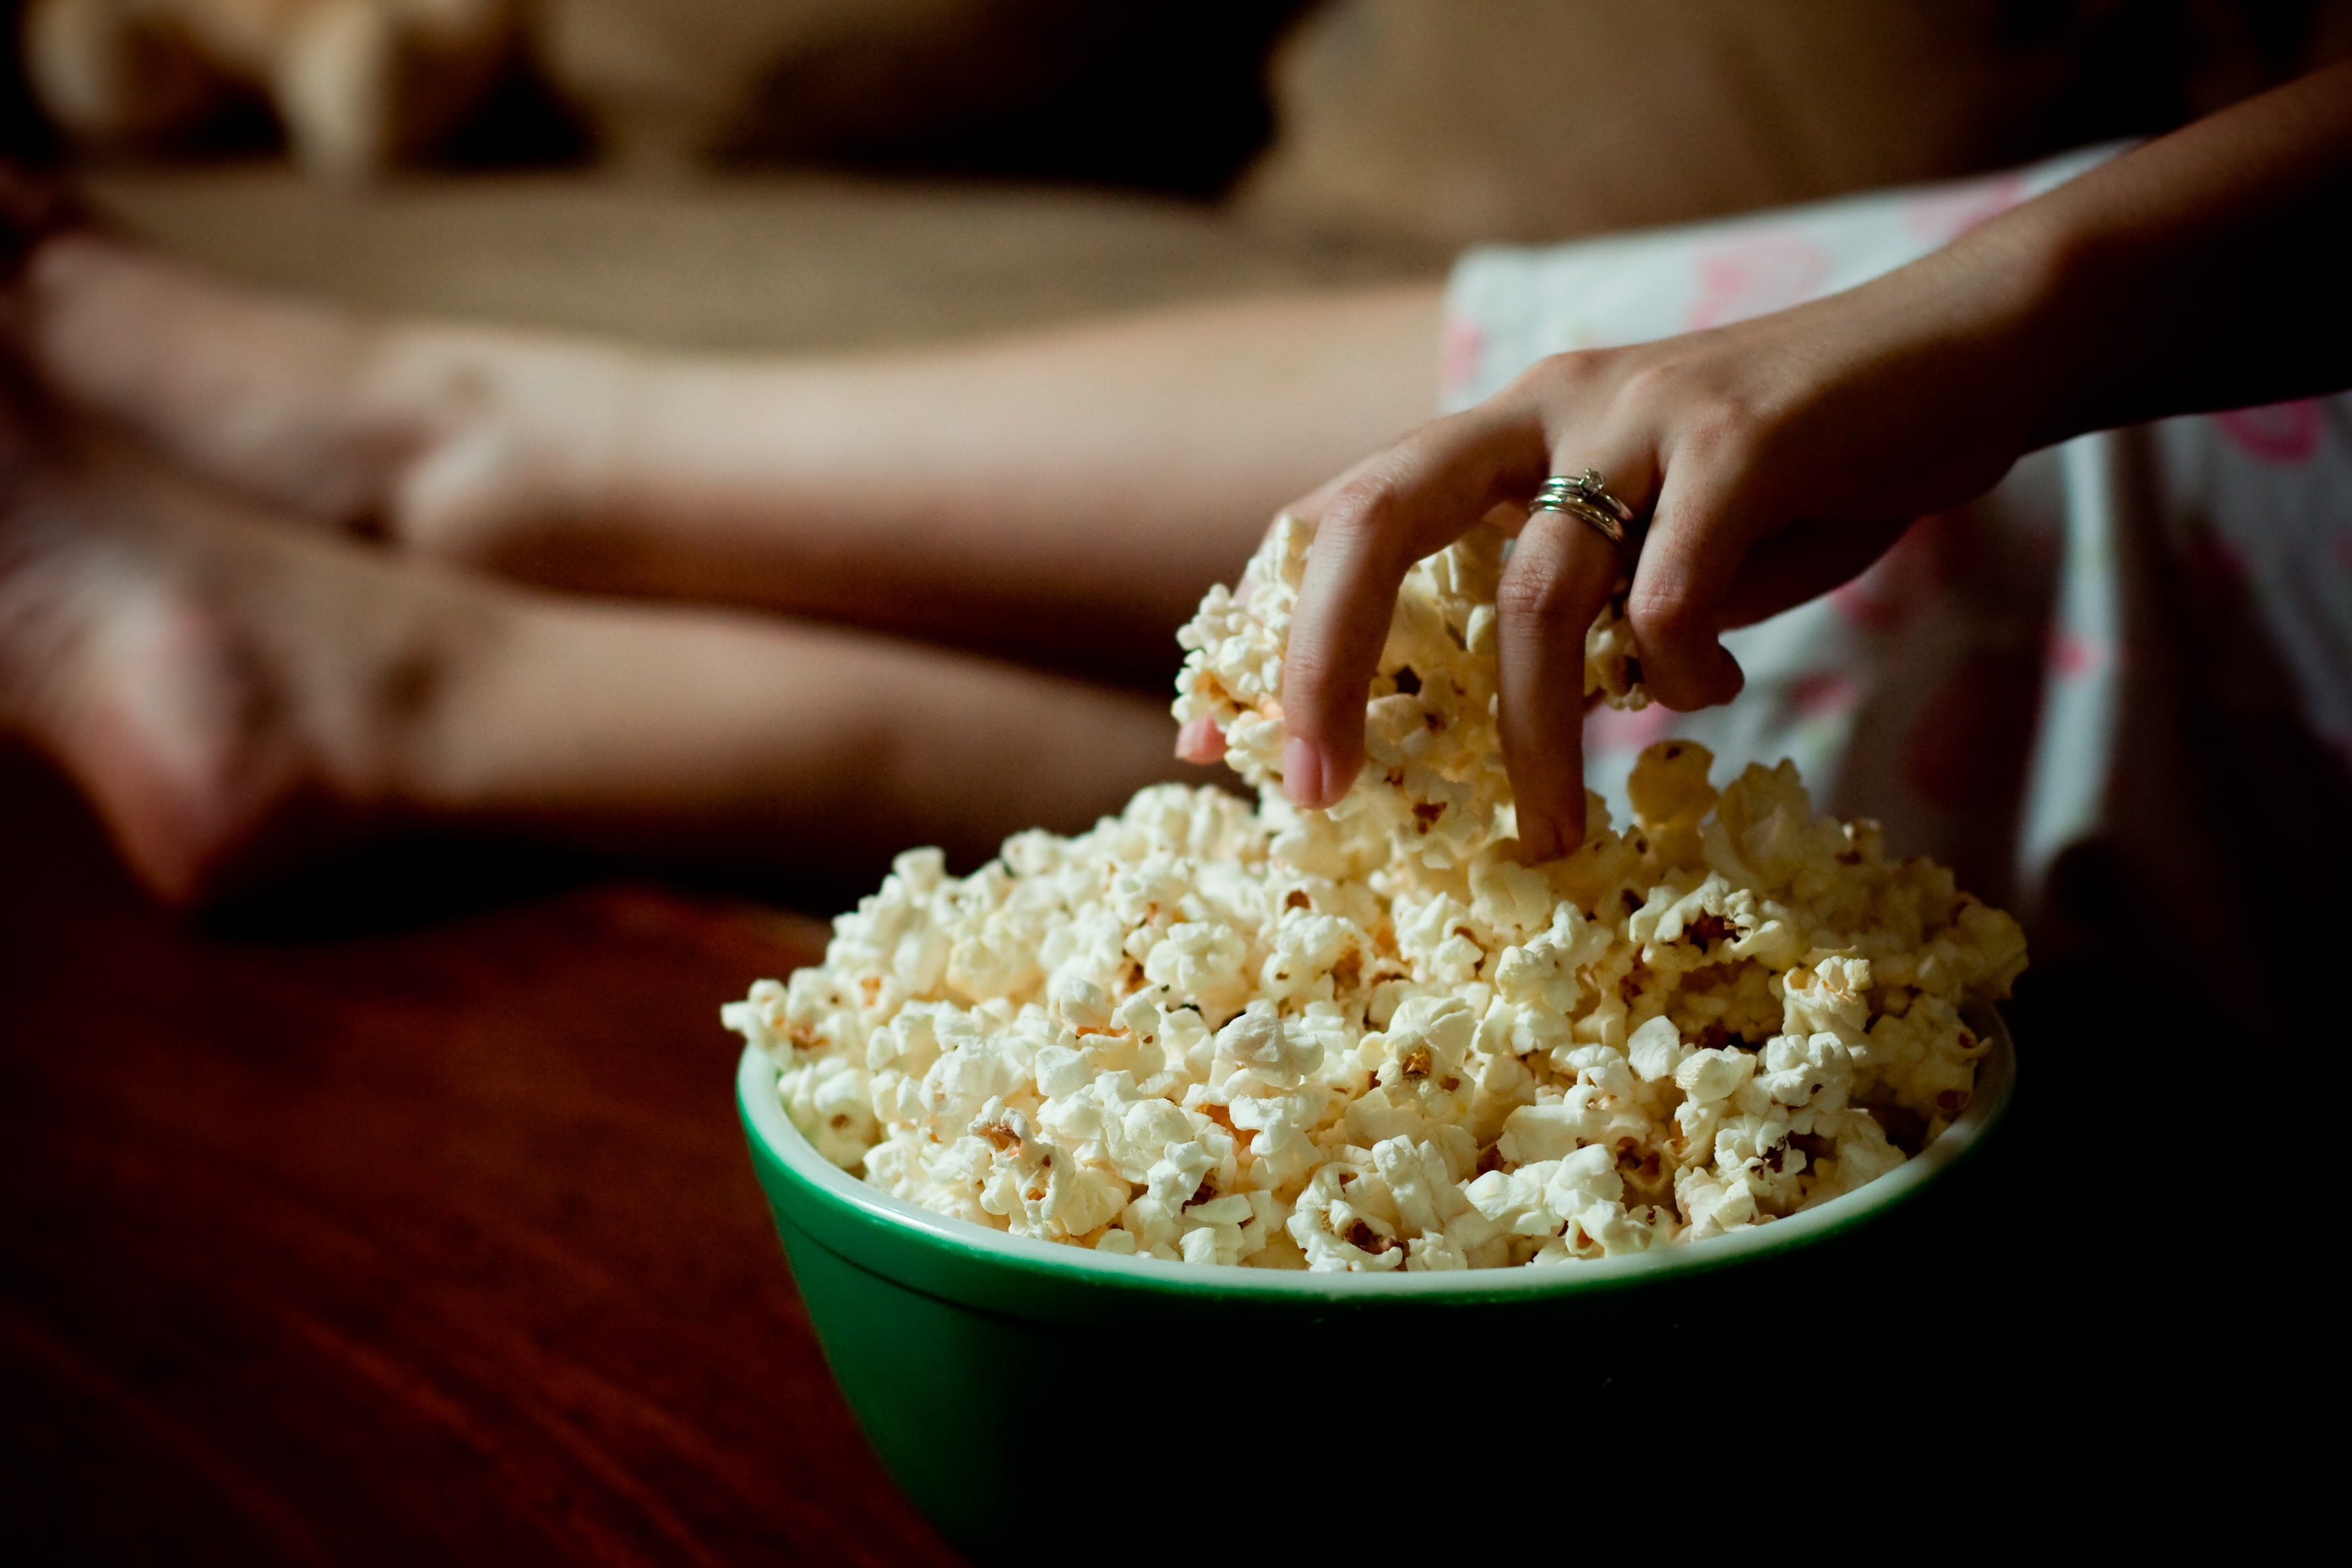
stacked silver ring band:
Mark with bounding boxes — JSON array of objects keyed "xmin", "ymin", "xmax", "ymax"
[{"xmin": 1531, "ymin": 470, "xmax": 1642, "ymax": 555}]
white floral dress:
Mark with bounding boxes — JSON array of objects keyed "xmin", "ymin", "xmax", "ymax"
[{"xmin": 1443, "ymin": 146, "xmax": 2352, "ymax": 1002}]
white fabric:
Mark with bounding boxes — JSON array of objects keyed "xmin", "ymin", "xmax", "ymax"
[{"xmin": 1442, "ymin": 148, "xmax": 2352, "ymax": 983}]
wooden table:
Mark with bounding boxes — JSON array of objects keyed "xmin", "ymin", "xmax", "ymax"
[
  {"xmin": 0, "ymin": 743, "xmax": 959, "ymax": 1564},
  {"xmin": 7, "ymin": 726, "xmax": 2319, "ymax": 1546}
]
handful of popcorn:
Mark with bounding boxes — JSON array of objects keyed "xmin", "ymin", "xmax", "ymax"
[
  {"xmin": 727, "ymin": 519, "xmax": 2027, "ymax": 1271},
  {"xmin": 1172, "ymin": 516, "xmax": 1646, "ymax": 873}
]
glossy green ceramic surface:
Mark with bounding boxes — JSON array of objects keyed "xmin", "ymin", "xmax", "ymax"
[{"xmin": 738, "ymin": 1017, "xmax": 2013, "ymax": 1557}]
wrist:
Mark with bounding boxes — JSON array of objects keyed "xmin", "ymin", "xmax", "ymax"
[
  {"xmin": 1920, "ymin": 205, "xmax": 2090, "ymax": 459},
  {"xmin": 1978, "ymin": 201, "xmax": 2113, "ymax": 452}
]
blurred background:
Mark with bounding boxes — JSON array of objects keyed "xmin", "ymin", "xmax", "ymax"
[{"xmin": 5, "ymin": 1, "xmax": 2347, "ymax": 357}]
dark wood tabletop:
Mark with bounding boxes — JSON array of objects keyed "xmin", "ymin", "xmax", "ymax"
[
  {"xmin": 0, "ymin": 742, "xmax": 961, "ymax": 1565},
  {"xmin": 5, "ymin": 725, "xmax": 2323, "ymax": 1546}
]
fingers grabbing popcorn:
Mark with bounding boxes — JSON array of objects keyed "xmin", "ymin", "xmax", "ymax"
[{"xmin": 727, "ymin": 532, "xmax": 2026, "ymax": 1271}]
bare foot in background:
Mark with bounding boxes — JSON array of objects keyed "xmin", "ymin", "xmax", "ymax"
[
  {"xmin": 0, "ymin": 369, "xmax": 1200, "ymax": 908},
  {"xmin": 8, "ymin": 211, "xmax": 1441, "ymax": 676},
  {"xmin": 0, "ymin": 385, "xmax": 513, "ymax": 903},
  {"xmin": 14, "ymin": 229, "xmax": 631, "ymax": 560}
]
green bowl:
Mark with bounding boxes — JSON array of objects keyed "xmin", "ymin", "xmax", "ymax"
[{"xmin": 738, "ymin": 1016, "xmax": 2013, "ymax": 1556}]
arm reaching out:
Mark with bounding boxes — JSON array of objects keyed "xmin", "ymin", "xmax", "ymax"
[{"xmin": 1276, "ymin": 59, "xmax": 2352, "ymax": 860}]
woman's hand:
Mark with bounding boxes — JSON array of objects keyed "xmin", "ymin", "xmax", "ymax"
[
  {"xmin": 1275, "ymin": 55, "xmax": 2352, "ymax": 860},
  {"xmin": 1275, "ymin": 238, "xmax": 2047, "ymax": 859}
]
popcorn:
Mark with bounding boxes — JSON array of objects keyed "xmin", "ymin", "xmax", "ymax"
[
  {"xmin": 730, "ymin": 518, "xmax": 2027, "ymax": 1270},
  {"xmin": 1172, "ymin": 514, "xmax": 1648, "ymax": 875}
]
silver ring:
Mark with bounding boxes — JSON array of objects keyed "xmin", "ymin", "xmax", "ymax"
[{"xmin": 1531, "ymin": 470, "xmax": 1642, "ymax": 555}]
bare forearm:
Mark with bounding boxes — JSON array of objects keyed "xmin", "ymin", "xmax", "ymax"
[
  {"xmin": 1264, "ymin": 62, "xmax": 2352, "ymax": 837},
  {"xmin": 1986, "ymin": 59, "xmax": 2352, "ymax": 447}
]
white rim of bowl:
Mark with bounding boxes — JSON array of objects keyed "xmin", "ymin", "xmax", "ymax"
[{"xmin": 739, "ymin": 1007, "xmax": 2012, "ymax": 1298}]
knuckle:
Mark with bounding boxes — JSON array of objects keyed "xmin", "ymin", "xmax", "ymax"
[
  {"xmin": 1627, "ymin": 578, "xmax": 1708, "ymax": 641},
  {"xmin": 1617, "ymin": 357, "xmax": 1686, "ymax": 414},
  {"xmin": 1516, "ymin": 347, "xmax": 1611, "ymax": 400},
  {"xmin": 1280, "ymin": 638, "xmax": 1341, "ymax": 696},
  {"xmin": 1494, "ymin": 558, "xmax": 1588, "ymax": 628},
  {"xmin": 1320, "ymin": 470, "xmax": 1414, "ymax": 551},
  {"xmin": 1674, "ymin": 392, "xmax": 1773, "ymax": 472}
]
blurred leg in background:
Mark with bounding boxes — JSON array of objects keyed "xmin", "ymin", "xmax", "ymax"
[
  {"xmin": 0, "ymin": 378, "xmax": 1207, "ymax": 908},
  {"xmin": 15, "ymin": 231, "xmax": 1443, "ymax": 680},
  {"xmin": 0, "ymin": 189, "xmax": 1443, "ymax": 906}
]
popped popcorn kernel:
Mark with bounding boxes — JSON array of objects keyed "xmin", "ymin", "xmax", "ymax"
[{"xmin": 729, "ymin": 518, "xmax": 2025, "ymax": 1269}]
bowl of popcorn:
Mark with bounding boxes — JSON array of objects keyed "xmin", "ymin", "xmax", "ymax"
[{"xmin": 731, "ymin": 519, "xmax": 2027, "ymax": 1552}]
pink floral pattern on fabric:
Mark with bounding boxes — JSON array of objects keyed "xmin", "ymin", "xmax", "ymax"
[
  {"xmin": 1444, "ymin": 146, "xmax": 2352, "ymax": 950},
  {"xmin": 2181, "ymin": 526, "xmax": 2250, "ymax": 590},
  {"xmin": 2213, "ymin": 399, "xmax": 2321, "ymax": 464},
  {"xmin": 1682, "ymin": 233, "xmax": 1832, "ymax": 331},
  {"xmin": 2046, "ymin": 626, "xmax": 2107, "ymax": 683},
  {"xmin": 1901, "ymin": 649, "xmax": 2045, "ymax": 810},
  {"xmin": 1831, "ymin": 514, "xmax": 1955, "ymax": 632},
  {"xmin": 1789, "ymin": 670, "xmax": 1863, "ymax": 720},
  {"xmin": 1438, "ymin": 315, "xmax": 1485, "ymax": 404},
  {"xmin": 1586, "ymin": 701, "xmax": 1680, "ymax": 755}
]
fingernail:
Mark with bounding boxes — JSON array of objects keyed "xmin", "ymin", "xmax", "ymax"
[
  {"xmin": 1175, "ymin": 715, "xmax": 1226, "ymax": 764},
  {"xmin": 1521, "ymin": 797, "xmax": 1589, "ymax": 863},
  {"xmin": 1283, "ymin": 736, "xmax": 1325, "ymax": 806}
]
